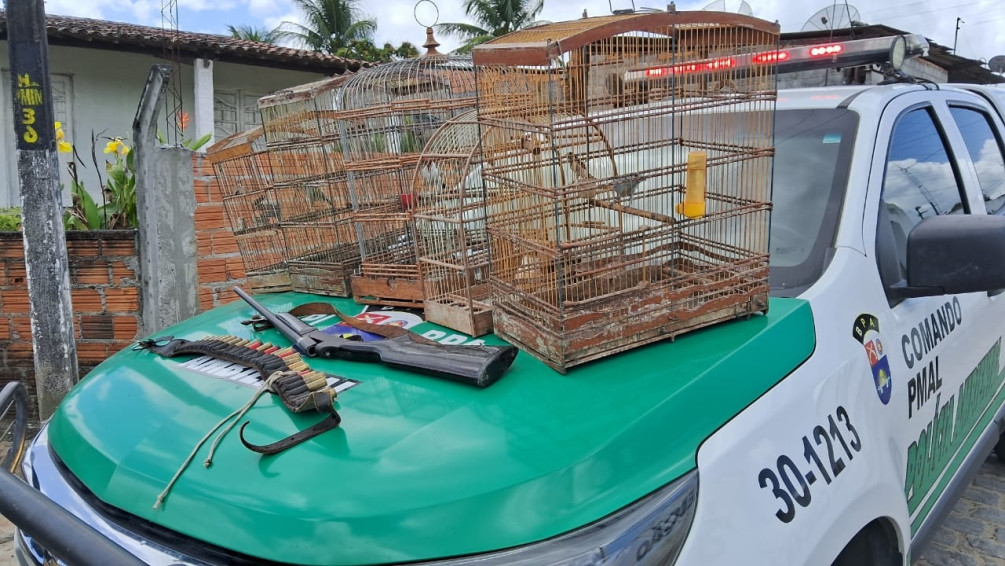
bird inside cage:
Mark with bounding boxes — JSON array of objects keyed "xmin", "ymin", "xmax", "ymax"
[{"xmin": 564, "ymin": 151, "xmax": 645, "ymax": 203}]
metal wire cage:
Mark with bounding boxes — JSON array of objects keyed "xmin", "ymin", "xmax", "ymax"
[
  {"xmin": 411, "ymin": 110, "xmax": 494, "ymax": 336},
  {"xmin": 473, "ymin": 11, "xmax": 778, "ymax": 372},
  {"xmin": 331, "ymin": 56, "xmax": 479, "ymax": 307},
  {"xmin": 206, "ymin": 127, "xmax": 291, "ymax": 292},
  {"xmin": 259, "ymin": 76, "xmax": 359, "ymax": 296}
]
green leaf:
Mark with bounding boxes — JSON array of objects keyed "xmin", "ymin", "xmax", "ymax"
[
  {"xmin": 0, "ymin": 207, "xmax": 21, "ymax": 231},
  {"xmin": 68, "ymin": 180, "xmax": 102, "ymax": 230},
  {"xmin": 187, "ymin": 132, "xmax": 213, "ymax": 151}
]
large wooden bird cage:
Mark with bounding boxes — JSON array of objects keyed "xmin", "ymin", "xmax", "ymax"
[
  {"xmin": 473, "ymin": 11, "xmax": 778, "ymax": 372},
  {"xmin": 258, "ymin": 75, "xmax": 359, "ymax": 296},
  {"xmin": 334, "ymin": 56, "xmax": 479, "ymax": 307},
  {"xmin": 413, "ymin": 110, "xmax": 493, "ymax": 336},
  {"xmin": 206, "ymin": 127, "xmax": 290, "ymax": 292}
]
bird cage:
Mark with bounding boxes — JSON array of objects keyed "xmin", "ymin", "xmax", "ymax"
[
  {"xmin": 206, "ymin": 127, "xmax": 291, "ymax": 292},
  {"xmin": 412, "ymin": 110, "xmax": 494, "ymax": 336},
  {"xmin": 259, "ymin": 75, "xmax": 360, "ymax": 296},
  {"xmin": 333, "ymin": 56, "xmax": 479, "ymax": 307},
  {"xmin": 473, "ymin": 11, "xmax": 778, "ymax": 372}
]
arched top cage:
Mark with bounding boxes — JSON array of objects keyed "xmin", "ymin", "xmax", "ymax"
[
  {"xmin": 470, "ymin": 11, "xmax": 778, "ymax": 371},
  {"xmin": 473, "ymin": 11, "xmax": 780, "ymax": 120},
  {"xmin": 332, "ymin": 56, "xmax": 478, "ymax": 172},
  {"xmin": 472, "ymin": 11, "xmax": 780, "ymax": 66},
  {"xmin": 411, "ymin": 109, "xmax": 482, "ymax": 208},
  {"xmin": 410, "ymin": 110, "xmax": 494, "ymax": 336}
]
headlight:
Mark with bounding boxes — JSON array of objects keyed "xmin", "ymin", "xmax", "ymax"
[{"xmin": 416, "ymin": 470, "xmax": 698, "ymax": 566}]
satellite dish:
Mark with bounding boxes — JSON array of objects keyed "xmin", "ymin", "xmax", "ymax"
[
  {"xmin": 801, "ymin": 3, "xmax": 861, "ymax": 32},
  {"xmin": 702, "ymin": 0, "xmax": 754, "ymax": 16},
  {"xmin": 990, "ymin": 55, "xmax": 1005, "ymax": 74}
]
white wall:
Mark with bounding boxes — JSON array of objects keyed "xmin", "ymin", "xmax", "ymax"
[{"xmin": 0, "ymin": 42, "xmax": 326, "ymax": 208}]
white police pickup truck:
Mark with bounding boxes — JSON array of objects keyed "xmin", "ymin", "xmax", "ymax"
[{"xmin": 4, "ymin": 35, "xmax": 1005, "ymax": 566}]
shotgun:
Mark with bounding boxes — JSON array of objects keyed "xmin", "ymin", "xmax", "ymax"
[{"xmin": 233, "ymin": 287, "xmax": 518, "ymax": 387}]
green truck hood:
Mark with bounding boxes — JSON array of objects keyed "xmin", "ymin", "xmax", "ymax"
[{"xmin": 48, "ymin": 294, "xmax": 814, "ymax": 565}]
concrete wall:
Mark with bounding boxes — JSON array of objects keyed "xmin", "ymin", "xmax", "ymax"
[{"xmin": 0, "ymin": 42, "xmax": 325, "ymax": 208}]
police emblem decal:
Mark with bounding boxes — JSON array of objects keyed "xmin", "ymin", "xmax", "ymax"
[{"xmin": 853, "ymin": 314, "xmax": 892, "ymax": 405}]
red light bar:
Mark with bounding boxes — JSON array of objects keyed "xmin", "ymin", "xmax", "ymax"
[
  {"xmin": 752, "ymin": 51, "xmax": 791, "ymax": 64},
  {"xmin": 643, "ymin": 57, "xmax": 736, "ymax": 78},
  {"xmin": 809, "ymin": 44, "xmax": 843, "ymax": 57}
]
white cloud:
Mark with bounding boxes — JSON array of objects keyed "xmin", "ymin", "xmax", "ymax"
[
  {"xmin": 246, "ymin": 0, "xmax": 280, "ymax": 18},
  {"xmin": 42, "ymin": 0, "xmax": 1005, "ymax": 65},
  {"xmin": 44, "ymin": 0, "xmax": 111, "ymax": 19}
]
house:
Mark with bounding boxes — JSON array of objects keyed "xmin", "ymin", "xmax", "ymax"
[{"xmin": 0, "ymin": 11, "xmax": 369, "ymax": 208}]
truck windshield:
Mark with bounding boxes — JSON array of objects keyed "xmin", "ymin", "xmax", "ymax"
[{"xmin": 769, "ymin": 108, "xmax": 858, "ymax": 297}]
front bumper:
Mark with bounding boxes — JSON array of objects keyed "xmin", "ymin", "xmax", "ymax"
[
  {"xmin": 16, "ymin": 424, "xmax": 699, "ymax": 566},
  {"xmin": 16, "ymin": 426, "xmax": 215, "ymax": 566}
]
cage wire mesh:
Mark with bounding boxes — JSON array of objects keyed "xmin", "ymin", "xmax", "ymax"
[
  {"xmin": 206, "ymin": 127, "xmax": 291, "ymax": 292},
  {"xmin": 472, "ymin": 11, "xmax": 778, "ymax": 372},
  {"xmin": 258, "ymin": 76, "xmax": 360, "ymax": 296},
  {"xmin": 333, "ymin": 56, "xmax": 479, "ymax": 307},
  {"xmin": 412, "ymin": 110, "xmax": 495, "ymax": 336}
]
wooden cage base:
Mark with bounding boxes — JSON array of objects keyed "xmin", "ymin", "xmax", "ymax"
[
  {"xmin": 350, "ymin": 274, "xmax": 424, "ymax": 308},
  {"xmin": 246, "ymin": 271, "xmax": 293, "ymax": 294},
  {"xmin": 424, "ymin": 295, "xmax": 494, "ymax": 337},
  {"xmin": 289, "ymin": 262, "xmax": 353, "ymax": 297},
  {"xmin": 493, "ymin": 287, "xmax": 768, "ymax": 374}
]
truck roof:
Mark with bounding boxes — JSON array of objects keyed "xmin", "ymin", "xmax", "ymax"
[{"xmin": 777, "ymin": 86, "xmax": 873, "ymax": 110}]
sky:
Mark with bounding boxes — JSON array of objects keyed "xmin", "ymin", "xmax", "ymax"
[{"xmin": 38, "ymin": 0, "xmax": 1005, "ymax": 67}]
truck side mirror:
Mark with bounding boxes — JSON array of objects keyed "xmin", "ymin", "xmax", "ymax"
[{"xmin": 889, "ymin": 215, "xmax": 1005, "ymax": 299}]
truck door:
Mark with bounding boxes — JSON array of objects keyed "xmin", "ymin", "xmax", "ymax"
[{"xmin": 868, "ymin": 91, "xmax": 1005, "ymax": 546}]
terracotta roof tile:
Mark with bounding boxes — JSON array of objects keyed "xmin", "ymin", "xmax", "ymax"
[{"xmin": 0, "ymin": 10, "xmax": 373, "ymax": 75}]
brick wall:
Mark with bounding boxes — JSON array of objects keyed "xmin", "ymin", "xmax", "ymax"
[
  {"xmin": 192, "ymin": 154, "xmax": 248, "ymax": 310},
  {"xmin": 1, "ymin": 158, "xmax": 253, "ymax": 413},
  {"xmin": 0, "ymin": 230, "xmax": 140, "ymax": 414}
]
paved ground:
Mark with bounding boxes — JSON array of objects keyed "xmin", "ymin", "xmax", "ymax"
[
  {"xmin": 914, "ymin": 455, "xmax": 1005, "ymax": 566},
  {"xmin": 0, "ymin": 455, "xmax": 1001, "ymax": 565}
]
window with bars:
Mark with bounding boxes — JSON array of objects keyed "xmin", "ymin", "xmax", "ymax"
[{"xmin": 214, "ymin": 90, "xmax": 264, "ymax": 139}]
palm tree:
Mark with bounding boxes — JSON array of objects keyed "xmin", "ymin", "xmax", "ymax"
[
  {"xmin": 275, "ymin": 0, "xmax": 377, "ymax": 55},
  {"xmin": 435, "ymin": 0, "xmax": 544, "ymax": 54},
  {"xmin": 226, "ymin": 24, "xmax": 280, "ymax": 44}
]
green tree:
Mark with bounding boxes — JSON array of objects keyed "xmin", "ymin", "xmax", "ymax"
[
  {"xmin": 435, "ymin": 0, "xmax": 544, "ymax": 54},
  {"xmin": 337, "ymin": 40, "xmax": 419, "ymax": 62},
  {"xmin": 276, "ymin": 0, "xmax": 378, "ymax": 55},
  {"xmin": 226, "ymin": 24, "xmax": 281, "ymax": 44}
]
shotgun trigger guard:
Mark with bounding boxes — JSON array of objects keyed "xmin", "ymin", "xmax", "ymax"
[
  {"xmin": 241, "ymin": 315, "xmax": 273, "ymax": 332},
  {"xmin": 133, "ymin": 336, "xmax": 174, "ymax": 351}
]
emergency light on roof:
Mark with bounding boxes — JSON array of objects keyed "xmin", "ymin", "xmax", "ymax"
[
  {"xmin": 624, "ymin": 34, "xmax": 927, "ymax": 84},
  {"xmin": 645, "ymin": 57, "xmax": 736, "ymax": 77}
]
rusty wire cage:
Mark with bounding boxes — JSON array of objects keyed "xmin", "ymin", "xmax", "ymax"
[
  {"xmin": 412, "ymin": 110, "xmax": 494, "ymax": 336},
  {"xmin": 206, "ymin": 127, "xmax": 292, "ymax": 292},
  {"xmin": 331, "ymin": 56, "xmax": 479, "ymax": 307},
  {"xmin": 258, "ymin": 76, "xmax": 360, "ymax": 296},
  {"xmin": 473, "ymin": 11, "xmax": 778, "ymax": 372}
]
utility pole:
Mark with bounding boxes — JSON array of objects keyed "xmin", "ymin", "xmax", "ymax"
[
  {"xmin": 6, "ymin": 0, "xmax": 79, "ymax": 417},
  {"xmin": 953, "ymin": 17, "xmax": 964, "ymax": 53}
]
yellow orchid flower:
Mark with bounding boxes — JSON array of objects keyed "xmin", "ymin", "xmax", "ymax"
[
  {"xmin": 104, "ymin": 138, "xmax": 123, "ymax": 154},
  {"xmin": 57, "ymin": 140, "xmax": 73, "ymax": 153}
]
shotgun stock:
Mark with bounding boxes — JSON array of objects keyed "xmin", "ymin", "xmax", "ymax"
[{"xmin": 233, "ymin": 287, "xmax": 517, "ymax": 387}]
